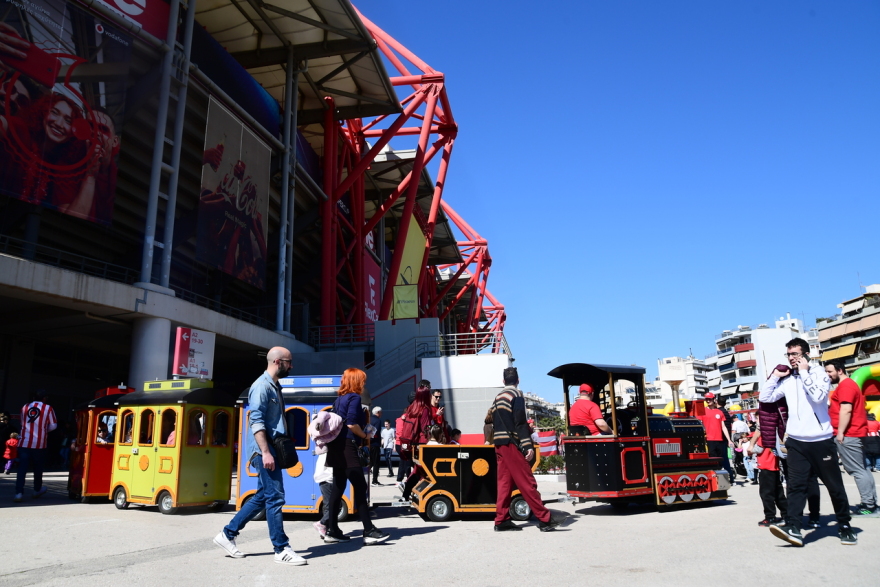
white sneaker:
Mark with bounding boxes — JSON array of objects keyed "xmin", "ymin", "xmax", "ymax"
[
  {"xmin": 13, "ymin": 493, "xmax": 23, "ymax": 502},
  {"xmin": 274, "ymin": 547, "xmax": 307, "ymax": 566},
  {"xmin": 213, "ymin": 532, "xmax": 245, "ymax": 558}
]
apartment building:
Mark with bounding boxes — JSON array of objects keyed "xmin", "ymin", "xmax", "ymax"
[
  {"xmin": 817, "ymin": 285, "xmax": 880, "ymax": 370},
  {"xmin": 706, "ymin": 314, "xmax": 812, "ymax": 398}
]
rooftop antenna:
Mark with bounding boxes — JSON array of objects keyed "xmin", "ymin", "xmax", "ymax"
[{"xmin": 858, "ymin": 271, "xmax": 865, "ymax": 293}]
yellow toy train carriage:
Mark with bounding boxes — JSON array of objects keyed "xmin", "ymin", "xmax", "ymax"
[{"xmin": 110, "ymin": 379, "xmax": 236, "ymax": 514}]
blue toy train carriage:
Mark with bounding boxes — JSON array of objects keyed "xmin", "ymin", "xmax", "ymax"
[{"xmin": 235, "ymin": 375, "xmax": 359, "ymax": 521}]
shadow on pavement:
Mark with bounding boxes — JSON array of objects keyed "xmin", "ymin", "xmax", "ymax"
[{"xmin": 303, "ymin": 525, "xmax": 449, "ymax": 559}]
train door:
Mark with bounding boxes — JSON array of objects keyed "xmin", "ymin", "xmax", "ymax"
[
  {"xmin": 130, "ymin": 408, "xmax": 156, "ymax": 500},
  {"xmin": 283, "ymin": 406, "xmax": 312, "ymax": 508},
  {"xmin": 154, "ymin": 407, "xmax": 179, "ymax": 497},
  {"xmin": 179, "ymin": 407, "xmax": 211, "ymax": 504},
  {"xmin": 113, "ymin": 409, "xmax": 135, "ymax": 494},
  {"xmin": 457, "ymin": 446, "xmax": 498, "ymax": 507},
  {"xmin": 85, "ymin": 410, "xmax": 116, "ymax": 495}
]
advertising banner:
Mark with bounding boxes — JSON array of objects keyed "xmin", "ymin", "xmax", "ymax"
[
  {"xmin": 393, "ymin": 284, "xmax": 418, "ymax": 319},
  {"xmin": 94, "ymin": 0, "xmax": 169, "ymax": 40},
  {"xmin": 172, "ymin": 327, "xmax": 216, "ymax": 379},
  {"xmin": 196, "ymin": 97, "xmax": 270, "ymax": 290},
  {"xmin": 390, "ymin": 214, "xmax": 425, "ymax": 318},
  {"xmin": 363, "ymin": 251, "xmax": 381, "ymax": 323},
  {"xmin": 0, "ymin": 0, "xmax": 131, "ymax": 225}
]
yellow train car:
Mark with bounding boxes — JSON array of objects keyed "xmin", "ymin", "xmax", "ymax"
[{"xmin": 110, "ymin": 379, "xmax": 236, "ymax": 514}]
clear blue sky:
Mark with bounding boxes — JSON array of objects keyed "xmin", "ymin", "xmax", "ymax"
[{"xmin": 361, "ymin": 1, "xmax": 880, "ymax": 401}]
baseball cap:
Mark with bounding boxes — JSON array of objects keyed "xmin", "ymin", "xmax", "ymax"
[
  {"xmin": 704, "ymin": 392, "xmax": 715, "ymax": 399},
  {"xmin": 578, "ymin": 383, "xmax": 593, "ymax": 393}
]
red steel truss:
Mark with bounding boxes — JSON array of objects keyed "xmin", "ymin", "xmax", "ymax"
[{"xmin": 317, "ymin": 8, "xmax": 505, "ymax": 339}]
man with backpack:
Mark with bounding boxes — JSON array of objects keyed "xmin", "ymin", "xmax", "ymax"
[{"xmin": 492, "ymin": 367, "xmax": 566, "ymax": 532}]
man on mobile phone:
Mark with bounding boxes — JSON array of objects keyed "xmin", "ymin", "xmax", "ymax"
[{"xmin": 759, "ymin": 338, "xmax": 855, "ymax": 547}]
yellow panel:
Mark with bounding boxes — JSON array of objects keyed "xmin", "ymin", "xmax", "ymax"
[{"xmin": 142, "ymin": 379, "xmax": 214, "ymax": 391}]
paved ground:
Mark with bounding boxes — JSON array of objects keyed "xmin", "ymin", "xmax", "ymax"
[{"xmin": 2, "ymin": 468, "xmax": 879, "ymax": 586}]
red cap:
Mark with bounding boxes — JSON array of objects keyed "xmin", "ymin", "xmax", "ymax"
[
  {"xmin": 579, "ymin": 383, "xmax": 593, "ymax": 394},
  {"xmin": 704, "ymin": 392, "xmax": 716, "ymax": 399}
]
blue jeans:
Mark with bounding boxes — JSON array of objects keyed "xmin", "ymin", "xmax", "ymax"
[
  {"xmin": 865, "ymin": 453, "xmax": 880, "ymax": 470},
  {"xmin": 383, "ymin": 448, "xmax": 395, "ymax": 475},
  {"xmin": 15, "ymin": 447, "xmax": 46, "ymax": 494},
  {"xmin": 224, "ymin": 454, "xmax": 288, "ymax": 553},
  {"xmin": 744, "ymin": 455, "xmax": 756, "ymax": 480}
]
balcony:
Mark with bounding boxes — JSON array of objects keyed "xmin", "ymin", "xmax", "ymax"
[
  {"xmin": 719, "ymin": 362, "xmax": 736, "ymax": 373},
  {"xmin": 734, "ymin": 343, "xmax": 755, "ymax": 352},
  {"xmin": 736, "ymin": 359, "xmax": 757, "ymax": 369}
]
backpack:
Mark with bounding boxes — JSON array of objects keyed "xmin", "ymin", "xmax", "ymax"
[{"xmin": 395, "ymin": 413, "xmax": 419, "ymax": 450}]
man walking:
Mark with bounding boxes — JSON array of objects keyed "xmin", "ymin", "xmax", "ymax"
[
  {"xmin": 825, "ymin": 360, "xmax": 879, "ymax": 516},
  {"xmin": 380, "ymin": 420, "xmax": 395, "ymax": 477},
  {"xmin": 492, "ymin": 367, "xmax": 566, "ymax": 532},
  {"xmin": 759, "ymin": 338, "xmax": 856, "ymax": 546},
  {"xmin": 370, "ymin": 406, "xmax": 383, "ymax": 486},
  {"xmin": 700, "ymin": 393, "xmax": 735, "ymax": 483},
  {"xmin": 14, "ymin": 391, "xmax": 57, "ymax": 502},
  {"xmin": 213, "ymin": 347, "xmax": 307, "ymax": 565}
]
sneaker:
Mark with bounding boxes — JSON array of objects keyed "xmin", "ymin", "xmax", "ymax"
[
  {"xmin": 363, "ymin": 527, "xmax": 390, "ymax": 545},
  {"xmin": 768, "ymin": 522, "xmax": 803, "ymax": 547},
  {"xmin": 838, "ymin": 525, "xmax": 858, "ymax": 546},
  {"xmin": 494, "ymin": 520, "xmax": 523, "ymax": 532},
  {"xmin": 213, "ymin": 532, "xmax": 245, "ymax": 558},
  {"xmin": 33, "ymin": 486, "xmax": 47, "ymax": 498},
  {"xmin": 13, "ymin": 493, "xmax": 23, "ymax": 502},
  {"xmin": 396, "ymin": 481, "xmax": 405, "ymax": 494},
  {"xmin": 371, "ymin": 481, "xmax": 381, "ymax": 487},
  {"xmin": 538, "ymin": 513, "xmax": 568, "ymax": 532},
  {"xmin": 853, "ymin": 504, "xmax": 880, "ymax": 517},
  {"xmin": 323, "ymin": 531, "xmax": 351, "ymax": 544},
  {"xmin": 312, "ymin": 521, "xmax": 327, "ymax": 539},
  {"xmin": 386, "ymin": 474, "xmax": 394, "ymax": 477},
  {"xmin": 274, "ymin": 547, "xmax": 307, "ymax": 566},
  {"xmin": 806, "ymin": 517, "xmax": 821, "ymax": 529},
  {"xmin": 758, "ymin": 519, "xmax": 774, "ymax": 527}
]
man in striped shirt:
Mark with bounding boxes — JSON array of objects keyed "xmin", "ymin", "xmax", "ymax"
[
  {"xmin": 492, "ymin": 367, "xmax": 566, "ymax": 532},
  {"xmin": 14, "ymin": 391, "xmax": 57, "ymax": 502}
]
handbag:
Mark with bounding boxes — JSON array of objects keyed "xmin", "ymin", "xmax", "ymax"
[
  {"xmin": 356, "ymin": 442, "xmax": 370, "ymax": 468},
  {"xmin": 273, "ymin": 435, "xmax": 299, "ymax": 469}
]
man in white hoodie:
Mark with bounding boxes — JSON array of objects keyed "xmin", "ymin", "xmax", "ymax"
[{"xmin": 759, "ymin": 337, "xmax": 856, "ymax": 547}]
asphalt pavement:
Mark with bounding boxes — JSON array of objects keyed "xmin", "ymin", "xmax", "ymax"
[{"xmin": 1, "ymin": 468, "xmax": 879, "ymax": 586}]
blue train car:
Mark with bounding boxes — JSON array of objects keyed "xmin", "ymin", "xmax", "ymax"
[{"xmin": 234, "ymin": 375, "xmax": 359, "ymax": 520}]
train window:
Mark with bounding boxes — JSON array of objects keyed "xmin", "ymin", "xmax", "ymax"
[
  {"xmin": 211, "ymin": 411, "xmax": 229, "ymax": 446},
  {"xmin": 138, "ymin": 410, "xmax": 155, "ymax": 445},
  {"xmin": 187, "ymin": 410, "xmax": 206, "ymax": 446},
  {"xmin": 160, "ymin": 410, "xmax": 177, "ymax": 446},
  {"xmin": 118, "ymin": 411, "xmax": 133, "ymax": 444},
  {"xmin": 284, "ymin": 407, "xmax": 309, "ymax": 449},
  {"xmin": 95, "ymin": 412, "xmax": 116, "ymax": 445}
]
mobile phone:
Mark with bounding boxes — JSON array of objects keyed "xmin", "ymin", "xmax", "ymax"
[{"xmin": 2, "ymin": 42, "xmax": 60, "ymax": 88}]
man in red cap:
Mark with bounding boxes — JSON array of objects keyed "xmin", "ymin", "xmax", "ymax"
[
  {"xmin": 568, "ymin": 384, "xmax": 611, "ymax": 436},
  {"xmin": 700, "ymin": 393, "xmax": 734, "ymax": 482}
]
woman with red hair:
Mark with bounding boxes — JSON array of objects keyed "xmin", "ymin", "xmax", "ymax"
[
  {"xmin": 323, "ymin": 368, "xmax": 390, "ymax": 545},
  {"xmin": 399, "ymin": 384, "xmax": 435, "ymax": 501}
]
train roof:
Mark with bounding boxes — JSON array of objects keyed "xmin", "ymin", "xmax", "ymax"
[
  {"xmin": 116, "ymin": 387, "xmax": 237, "ymax": 407},
  {"xmin": 74, "ymin": 393, "xmax": 130, "ymax": 411},
  {"xmin": 237, "ymin": 389, "xmax": 340, "ymax": 404},
  {"xmin": 547, "ymin": 363, "xmax": 646, "ymax": 390}
]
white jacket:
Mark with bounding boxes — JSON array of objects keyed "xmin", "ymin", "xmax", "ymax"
[{"xmin": 759, "ymin": 366, "xmax": 832, "ymax": 442}]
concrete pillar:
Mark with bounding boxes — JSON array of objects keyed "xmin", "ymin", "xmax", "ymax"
[{"xmin": 129, "ymin": 317, "xmax": 171, "ymax": 389}]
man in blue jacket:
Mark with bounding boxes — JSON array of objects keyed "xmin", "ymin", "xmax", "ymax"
[
  {"xmin": 759, "ymin": 338, "xmax": 855, "ymax": 547},
  {"xmin": 213, "ymin": 347, "xmax": 307, "ymax": 565}
]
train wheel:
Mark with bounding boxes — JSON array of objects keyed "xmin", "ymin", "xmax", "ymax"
[
  {"xmin": 337, "ymin": 501, "xmax": 349, "ymax": 523},
  {"xmin": 157, "ymin": 491, "xmax": 178, "ymax": 515},
  {"xmin": 426, "ymin": 495, "xmax": 453, "ymax": 522},
  {"xmin": 508, "ymin": 496, "xmax": 532, "ymax": 521},
  {"xmin": 241, "ymin": 494, "xmax": 266, "ymax": 521},
  {"xmin": 113, "ymin": 487, "xmax": 130, "ymax": 510}
]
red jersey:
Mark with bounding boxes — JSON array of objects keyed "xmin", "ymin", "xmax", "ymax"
[
  {"xmin": 19, "ymin": 401, "xmax": 57, "ymax": 449},
  {"xmin": 4, "ymin": 438, "xmax": 18, "ymax": 460},
  {"xmin": 700, "ymin": 409, "xmax": 726, "ymax": 442},
  {"xmin": 569, "ymin": 399, "xmax": 603, "ymax": 435},
  {"xmin": 829, "ymin": 378, "xmax": 868, "ymax": 437},
  {"xmin": 755, "ymin": 438, "xmax": 778, "ymax": 471},
  {"xmin": 868, "ymin": 420, "xmax": 880, "ymax": 436}
]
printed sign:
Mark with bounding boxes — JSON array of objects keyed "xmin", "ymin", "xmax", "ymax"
[
  {"xmin": 364, "ymin": 251, "xmax": 381, "ymax": 322},
  {"xmin": 196, "ymin": 97, "xmax": 270, "ymax": 289},
  {"xmin": 172, "ymin": 327, "xmax": 216, "ymax": 379},
  {"xmin": 93, "ymin": 0, "xmax": 170, "ymax": 39},
  {"xmin": 0, "ymin": 0, "xmax": 131, "ymax": 225}
]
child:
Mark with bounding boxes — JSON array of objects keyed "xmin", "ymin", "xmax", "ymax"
[
  {"xmin": 751, "ymin": 428, "xmax": 787, "ymax": 527},
  {"xmin": 312, "ymin": 452, "xmax": 334, "ymax": 540},
  {"xmin": 4, "ymin": 432, "xmax": 19, "ymax": 474},
  {"xmin": 425, "ymin": 424, "xmax": 446, "ymax": 445},
  {"xmin": 450, "ymin": 428, "xmax": 462, "ymax": 445}
]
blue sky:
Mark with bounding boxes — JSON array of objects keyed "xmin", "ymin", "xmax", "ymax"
[{"xmin": 362, "ymin": 1, "xmax": 880, "ymax": 400}]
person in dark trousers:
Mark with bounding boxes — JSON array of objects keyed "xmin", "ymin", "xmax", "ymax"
[
  {"xmin": 14, "ymin": 391, "xmax": 57, "ymax": 502},
  {"xmin": 369, "ymin": 406, "xmax": 384, "ymax": 486},
  {"xmin": 750, "ymin": 428, "xmax": 787, "ymax": 526},
  {"xmin": 323, "ymin": 368, "xmax": 389, "ymax": 546},
  {"xmin": 700, "ymin": 393, "xmax": 735, "ymax": 482},
  {"xmin": 759, "ymin": 338, "xmax": 856, "ymax": 547},
  {"xmin": 491, "ymin": 367, "xmax": 566, "ymax": 532}
]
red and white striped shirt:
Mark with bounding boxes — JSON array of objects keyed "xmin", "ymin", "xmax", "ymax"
[{"xmin": 19, "ymin": 402, "xmax": 57, "ymax": 449}]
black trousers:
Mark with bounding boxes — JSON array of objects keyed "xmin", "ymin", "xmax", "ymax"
[
  {"xmin": 784, "ymin": 437, "xmax": 850, "ymax": 530},
  {"xmin": 369, "ymin": 444, "xmax": 381, "ymax": 482},
  {"xmin": 326, "ymin": 465, "xmax": 372, "ymax": 534},
  {"xmin": 758, "ymin": 469, "xmax": 787, "ymax": 520},
  {"xmin": 779, "ymin": 458, "xmax": 821, "ymax": 517},
  {"xmin": 707, "ymin": 440, "xmax": 734, "ymax": 479}
]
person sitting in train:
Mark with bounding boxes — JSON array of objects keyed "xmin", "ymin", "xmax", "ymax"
[
  {"xmin": 568, "ymin": 384, "xmax": 612, "ymax": 436},
  {"xmin": 96, "ymin": 423, "xmax": 111, "ymax": 444}
]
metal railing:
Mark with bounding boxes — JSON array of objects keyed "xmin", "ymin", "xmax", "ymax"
[
  {"xmin": 0, "ymin": 235, "xmax": 139, "ymax": 284},
  {"xmin": 309, "ymin": 323, "xmax": 376, "ymax": 350},
  {"xmin": 170, "ymin": 287, "xmax": 275, "ymax": 330},
  {"xmin": 439, "ymin": 331, "xmax": 513, "ymax": 358}
]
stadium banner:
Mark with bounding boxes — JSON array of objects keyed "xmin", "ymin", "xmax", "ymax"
[
  {"xmin": 0, "ymin": 0, "xmax": 131, "ymax": 225},
  {"xmin": 196, "ymin": 96, "xmax": 270, "ymax": 290},
  {"xmin": 364, "ymin": 251, "xmax": 381, "ymax": 323},
  {"xmin": 93, "ymin": 0, "xmax": 170, "ymax": 40},
  {"xmin": 392, "ymin": 284, "xmax": 418, "ymax": 319},
  {"xmin": 396, "ymin": 213, "xmax": 426, "ymax": 286}
]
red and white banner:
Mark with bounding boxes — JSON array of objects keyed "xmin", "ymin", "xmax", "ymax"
[
  {"xmin": 94, "ymin": 0, "xmax": 170, "ymax": 39},
  {"xmin": 537, "ymin": 430, "xmax": 558, "ymax": 456}
]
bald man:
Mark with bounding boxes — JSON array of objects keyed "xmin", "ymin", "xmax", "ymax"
[{"xmin": 214, "ymin": 347, "xmax": 307, "ymax": 566}]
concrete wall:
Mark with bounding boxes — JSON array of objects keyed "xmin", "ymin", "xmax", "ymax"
[
  {"xmin": 373, "ymin": 318, "xmax": 439, "ymax": 357},
  {"xmin": 290, "ymin": 350, "xmax": 365, "ymax": 377}
]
